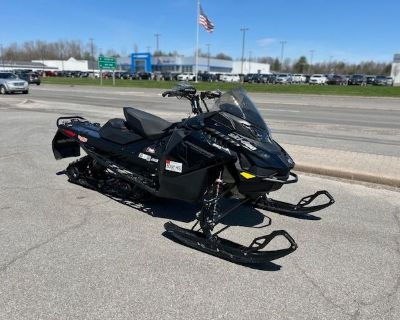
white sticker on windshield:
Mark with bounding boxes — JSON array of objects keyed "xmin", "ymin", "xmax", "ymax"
[{"xmin": 165, "ymin": 160, "xmax": 182, "ymax": 173}]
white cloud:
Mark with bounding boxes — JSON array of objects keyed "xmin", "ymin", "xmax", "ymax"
[{"xmin": 257, "ymin": 38, "xmax": 277, "ymax": 48}]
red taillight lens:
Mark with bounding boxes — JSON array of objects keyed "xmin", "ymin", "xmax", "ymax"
[{"xmin": 61, "ymin": 129, "xmax": 77, "ymax": 138}]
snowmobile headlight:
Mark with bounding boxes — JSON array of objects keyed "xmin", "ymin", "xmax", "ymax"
[{"xmin": 240, "ymin": 171, "xmax": 256, "ymax": 179}]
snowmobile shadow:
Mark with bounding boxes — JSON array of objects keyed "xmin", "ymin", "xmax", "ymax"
[
  {"xmin": 65, "ymin": 177, "xmax": 269, "ymax": 227},
  {"xmin": 105, "ymin": 194, "xmax": 270, "ymax": 228}
]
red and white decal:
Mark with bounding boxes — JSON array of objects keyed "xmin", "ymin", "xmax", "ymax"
[
  {"xmin": 78, "ymin": 135, "xmax": 88, "ymax": 142},
  {"xmin": 165, "ymin": 160, "xmax": 182, "ymax": 173}
]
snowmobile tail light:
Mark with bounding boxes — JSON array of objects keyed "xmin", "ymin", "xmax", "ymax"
[
  {"xmin": 61, "ymin": 129, "xmax": 77, "ymax": 138},
  {"xmin": 240, "ymin": 171, "xmax": 256, "ymax": 179}
]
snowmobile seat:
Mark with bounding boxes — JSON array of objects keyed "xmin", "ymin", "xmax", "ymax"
[
  {"xmin": 123, "ymin": 107, "xmax": 172, "ymax": 139},
  {"xmin": 99, "ymin": 118, "xmax": 143, "ymax": 145}
]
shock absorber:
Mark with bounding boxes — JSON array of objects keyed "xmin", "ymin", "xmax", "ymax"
[{"xmin": 212, "ymin": 170, "xmax": 224, "ymax": 216}]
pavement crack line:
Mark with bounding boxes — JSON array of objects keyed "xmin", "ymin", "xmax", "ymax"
[
  {"xmin": 0, "ymin": 216, "xmax": 88, "ymax": 275},
  {"xmin": 294, "ymin": 261, "xmax": 356, "ymax": 318},
  {"xmin": 346, "ymin": 207, "xmax": 400, "ymax": 320}
]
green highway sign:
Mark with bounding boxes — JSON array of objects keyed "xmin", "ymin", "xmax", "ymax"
[{"xmin": 98, "ymin": 56, "xmax": 117, "ymax": 70}]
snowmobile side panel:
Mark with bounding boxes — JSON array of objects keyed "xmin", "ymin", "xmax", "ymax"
[{"xmin": 158, "ymin": 166, "xmax": 210, "ymax": 202}]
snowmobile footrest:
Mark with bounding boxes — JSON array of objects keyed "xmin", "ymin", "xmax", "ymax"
[
  {"xmin": 254, "ymin": 190, "xmax": 335, "ymax": 217},
  {"xmin": 164, "ymin": 222, "xmax": 297, "ymax": 264}
]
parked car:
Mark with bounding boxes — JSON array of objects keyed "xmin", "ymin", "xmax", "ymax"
[
  {"xmin": 259, "ymin": 74, "xmax": 272, "ymax": 83},
  {"xmin": 275, "ymin": 73, "xmax": 292, "ymax": 84},
  {"xmin": 79, "ymin": 72, "xmax": 90, "ymax": 78},
  {"xmin": 161, "ymin": 72, "xmax": 173, "ymax": 81},
  {"xmin": 113, "ymin": 72, "xmax": 129, "ymax": 79},
  {"xmin": 177, "ymin": 72, "xmax": 196, "ymax": 81},
  {"xmin": 244, "ymin": 73, "xmax": 261, "ymax": 83},
  {"xmin": 292, "ymin": 74, "xmax": 307, "ymax": 83},
  {"xmin": 18, "ymin": 72, "xmax": 41, "ymax": 85},
  {"xmin": 135, "ymin": 72, "xmax": 152, "ymax": 80},
  {"xmin": 309, "ymin": 74, "xmax": 327, "ymax": 85},
  {"xmin": 366, "ymin": 75, "xmax": 376, "ymax": 85},
  {"xmin": 326, "ymin": 74, "xmax": 347, "ymax": 85},
  {"xmin": 386, "ymin": 77, "xmax": 394, "ymax": 86},
  {"xmin": 200, "ymin": 72, "xmax": 217, "ymax": 82},
  {"xmin": 220, "ymin": 73, "xmax": 240, "ymax": 82},
  {"xmin": 152, "ymin": 71, "xmax": 164, "ymax": 81},
  {"xmin": 373, "ymin": 75, "xmax": 388, "ymax": 86},
  {"xmin": 267, "ymin": 74, "xmax": 278, "ymax": 84},
  {"xmin": 348, "ymin": 74, "xmax": 366, "ymax": 85},
  {"xmin": 0, "ymin": 72, "xmax": 29, "ymax": 94}
]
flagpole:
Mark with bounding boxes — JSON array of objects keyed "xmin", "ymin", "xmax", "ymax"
[{"xmin": 195, "ymin": 0, "xmax": 200, "ymax": 83}]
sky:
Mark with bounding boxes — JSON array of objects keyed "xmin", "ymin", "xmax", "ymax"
[{"xmin": 2, "ymin": 0, "xmax": 399, "ymax": 63}]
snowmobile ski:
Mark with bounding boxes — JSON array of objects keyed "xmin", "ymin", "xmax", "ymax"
[{"xmin": 164, "ymin": 222, "xmax": 297, "ymax": 264}]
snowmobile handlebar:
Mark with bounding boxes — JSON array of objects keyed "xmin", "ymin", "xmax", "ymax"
[
  {"xmin": 200, "ymin": 90, "xmax": 222, "ymax": 100},
  {"xmin": 162, "ymin": 89, "xmax": 221, "ymax": 99},
  {"xmin": 162, "ymin": 86, "xmax": 221, "ymax": 115}
]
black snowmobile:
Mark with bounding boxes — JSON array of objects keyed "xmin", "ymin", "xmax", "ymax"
[{"xmin": 52, "ymin": 83, "xmax": 334, "ymax": 264}]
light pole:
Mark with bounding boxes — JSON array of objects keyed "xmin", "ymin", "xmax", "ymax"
[
  {"xmin": 146, "ymin": 46, "xmax": 151, "ymax": 53},
  {"xmin": 206, "ymin": 43, "xmax": 211, "ymax": 72},
  {"xmin": 248, "ymin": 51, "xmax": 252, "ymax": 74},
  {"xmin": 41, "ymin": 46, "xmax": 45, "ymax": 74},
  {"xmin": 309, "ymin": 49, "xmax": 315, "ymax": 74},
  {"xmin": 154, "ymin": 34, "xmax": 161, "ymax": 53},
  {"xmin": 329, "ymin": 55, "xmax": 333, "ymax": 73},
  {"xmin": 89, "ymin": 38, "xmax": 95, "ymax": 78},
  {"xmin": 0, "ymin": 44, "xmax": 4, "ymax": 70},
  {"xmin": 240, "ymin": 27, "xmax": 249, "ymax": 75},
  {"xmin": 280, "ymin": 41, "xmax": 287, "ymax": 71}
]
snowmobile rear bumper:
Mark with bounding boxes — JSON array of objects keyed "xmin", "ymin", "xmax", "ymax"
[
  {"xmin": 164, "ymin": 222, "xmax": 297, "ymax": 264},
  {"xmin": 52, "ymin": 116, "xmax": 87, "ymax": 160}
]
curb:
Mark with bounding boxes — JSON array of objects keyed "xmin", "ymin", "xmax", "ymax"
[{"xmin": 295, "ymin": 163, "xmax": 400, "ymax": 188}]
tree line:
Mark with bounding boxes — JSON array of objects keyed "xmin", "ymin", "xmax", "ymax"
[
  {"xmin": 249, "ymin": 56, "xmax": 391, "ymax": 75},
  {"xmin": 0, "ymin": 40, "xmax": 392, "ymax": 75}
]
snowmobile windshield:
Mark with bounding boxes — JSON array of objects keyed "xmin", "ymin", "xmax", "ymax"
[{"xmin": 214, "ymin": 88, "xmax": 268, "ymax": 131}]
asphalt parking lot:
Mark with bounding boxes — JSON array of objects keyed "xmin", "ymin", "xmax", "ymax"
[{"xmin": 1, "ymin": 88, "xmax": 399, "ymax": 320}]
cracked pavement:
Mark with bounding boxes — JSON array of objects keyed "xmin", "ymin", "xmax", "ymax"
[{"xmin": 0, "ymin": 95, "xmax": 400, "ymax": 319}]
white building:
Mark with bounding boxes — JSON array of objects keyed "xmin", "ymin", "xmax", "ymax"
[
  {"xmin": 391, "ymin": 54, "xmax": 400, "ymax": 86},
  {"xmin": 32, "ymin": 57, "xmax": 91, "ymax": 71},
  {"xmin": 232, "ymin": 60, "xmax": 270, "ymax": 74}
]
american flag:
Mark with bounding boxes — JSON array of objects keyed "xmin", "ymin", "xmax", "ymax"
[{"xmin": 199, "ymin": 5, "xmax": 214, "ymax": 33}]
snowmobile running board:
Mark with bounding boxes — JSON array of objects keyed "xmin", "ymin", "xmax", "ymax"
[
  {"xmin": 254, "ymin": 190, "xmax": 335, "ymax": 218},
  {"xmin": 164, "ymin": 222, "xmax": 298, "ymax": 264}
]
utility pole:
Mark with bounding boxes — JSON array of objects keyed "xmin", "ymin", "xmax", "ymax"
[
  {"xmin": 309, "ymin": 49, "xmax": 315, "ymax": 74},
  {"xmin": 280, "ymin": 41, "xmax": 287, "ymax": 71},
  {"xmin": 154, "ymin": 34, "xmax": 161, "ymax": 53},
  {"xmin": 206, "ymin": 43, "xmax": 211, "ymax": 72},
  {"xmin": 248, "ymin": 51, "xmax": 252, "ymax": 74},
  {"xmin": 89, "ymin": 38, "xmax": 95, "ymax": 78},
  {"xmin": 240, "ymin": 28, "xmax": 249, "ymax": 75},
  {"xmin": 0, "ymin": 44, "xmax": 4, "ymax": 70},
  {"xmin": 41, "ymin": 46, "xmax": 45, "ymax": 74}
]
